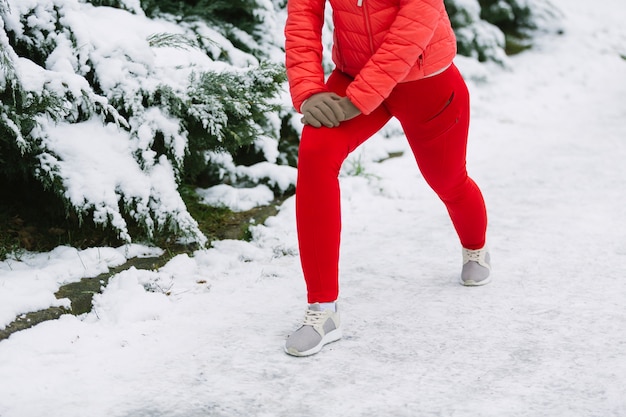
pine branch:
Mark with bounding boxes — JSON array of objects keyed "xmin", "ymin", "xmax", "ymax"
[{"xmin": 147, "ymin": 32, "xmax": 199, "ymax": 50}]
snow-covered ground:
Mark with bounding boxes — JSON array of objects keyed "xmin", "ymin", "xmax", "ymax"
[{"xmin": 1, "ymin": 0, "xmax": 626, "ymax": 416}]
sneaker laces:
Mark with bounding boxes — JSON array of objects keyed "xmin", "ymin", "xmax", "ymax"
[
  {"xmin": 463, "ymin": 247, "xmax": 490, "ymax": 268},
  {"xmin": 464, "ymin": 248, "xmax": 483, "ymax": 263},
  {"xmin": 302, "ymin": 309, "xmax": 329, "ymax": 326}
]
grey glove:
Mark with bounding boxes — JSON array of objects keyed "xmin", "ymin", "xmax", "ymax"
[
  {"xmin": 300, "ymin": 92, "xmax": 346, "ymax": 128},
  {"xmin": 337, "ymin": 96, "xmax": 362, "ymax": 121}
]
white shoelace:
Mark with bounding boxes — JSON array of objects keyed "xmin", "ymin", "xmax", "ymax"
[
  {"xmin": 463, "ymin": 247, "xmax": 490, "ymax": 269},
  {"xmin": 302, "ymin": 309, "xmax": 329, "ymax": 326},
  {"xmin": 464, "ymin": 248, "xmax": 483, "ymax": 263}
]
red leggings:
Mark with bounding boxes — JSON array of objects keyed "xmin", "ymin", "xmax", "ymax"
[{"xmin": 296, "ymin": 64, "xmax": 487, "ymax": 303}]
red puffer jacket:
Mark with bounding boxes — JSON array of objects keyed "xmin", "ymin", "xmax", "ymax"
[{"xmin": 285, "ymin": 0, "xmax": 457, "ymax": 115}]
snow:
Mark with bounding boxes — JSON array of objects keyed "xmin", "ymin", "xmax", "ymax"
[
  {"xmin": 196, "ymin": 184, "xmax": 275, "ymax": 212},
  {"xmin": 0, "ymin": 244, "xmax": 163, "ymax": 329},
  {"xmin": 1, "ymin": 0, "xmax": 626, "ymax": 416},
  {"xmin": 203, "ymin": 150, "xmax": 298, "ymax": 194}
]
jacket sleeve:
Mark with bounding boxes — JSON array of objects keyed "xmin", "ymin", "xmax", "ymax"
[
  {"xmin": 346, "ymin": 0, "xmax": 444, "ymax": 115},
  {"xmin": 284, "ymin": 0, "xmax": 329, "ymax": 112}
]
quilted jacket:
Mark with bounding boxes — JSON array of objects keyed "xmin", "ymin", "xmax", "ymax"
[{"xmin": 285, "ymin": 0, "xmax": 457, "ymax": 115}]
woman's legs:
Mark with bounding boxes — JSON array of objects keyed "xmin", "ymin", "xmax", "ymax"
[
  {"xmin": 385, "ymin": 64, "xmax": 488, "ymax": 249},
  {"xmin": 296, "ymin": 71, "xmax": 392, "ymax": 303},
  {"xmin": 288, "ymin": 65, "xmax": 488, "ymax": 356},
  {"xmin": 297, "ymin": 64, "xmax": 487, "ymax": 304}
]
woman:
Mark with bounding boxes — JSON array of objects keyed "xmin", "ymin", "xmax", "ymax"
[{"xmin": 284, "ymin": 0, "xmax": 491, "ymax": 357}]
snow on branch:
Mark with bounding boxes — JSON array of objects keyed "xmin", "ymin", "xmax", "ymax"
[{"xmin": 0, "ymin": 0, "xmax": 287, "ymax": 245}]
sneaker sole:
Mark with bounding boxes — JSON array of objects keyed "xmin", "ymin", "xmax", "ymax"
[
  {"xmin": 460, "ymin": 275, "xmax": 492, "ymax": 286},
  {"xmin": 284, "ymin": 328, "xmax": 343, "ymax": 357}
]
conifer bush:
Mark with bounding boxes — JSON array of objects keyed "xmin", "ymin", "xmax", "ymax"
[
  {"xmin": 0, "ymin": 0, "xmax": 286, "ymax": 245},
  {"xmin": 445, "ymin": 0, "xmax": 561, "ymax": 62}
]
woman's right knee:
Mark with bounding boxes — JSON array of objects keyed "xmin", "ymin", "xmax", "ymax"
[{"xmin": 298, "ymin": 128, "xmax": 347, "ymax": 169}]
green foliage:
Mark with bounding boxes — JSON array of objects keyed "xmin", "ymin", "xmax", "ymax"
[
  {"xmin": 4, "ymin": 8, "xmax": 57, "ymax": 68},
  {"xmin": 445, "ymin": 0, "xmax": 560, "ymax": 61},
  {"xmin": 186, "ymin": 63, "xmax": 286, "ymax": 154},
  {"xmin": 135, "ymin": 61, "xmax": 286, "ymax": 183},
  {"xmin": 445, "ymin": 0, "xmax": 477, "ymax": 28},
  {"xmin": 147, "ymin": 32, "xmax": 200, "ymax": 50},
  {"xmin": 479, "ymin": 0, "xmax": 535, "ymax": 33},
  {"xmin": 140, "ymin": 0, "xmax": 258, "ymax": 30},
  {"xmin": 0, "ymin": 56, "xmax": 121, "ymax": 193},
  {"xmin": 0, "ymin": 0, "xmax": 286, "ymax": 245},
  {"xmin": 277, "ymin": 116, "xmax": 300, "ymax": 168},
  {"xmin": 0, "ymin": 6, "xmax": 29, "ymax": 182},
  {"xmin": 83, "ymin": 0, "xmax": 271, "ymax": 57},
  {"xmin": 478, "ymin": 0, "xmax": 536, "ymax": 54},
  {"xmin": 445, "ymin": 0, "xmax": 506, "ymax": 63},
  {"xmin": 140, "ymin": 0, "xmax": 260, "ymax": 54}
]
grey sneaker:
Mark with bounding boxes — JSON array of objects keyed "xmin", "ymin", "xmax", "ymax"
[
  {"xmin": 460, "ymin": 247, "xmax": 491, "ymax": 286},
  {"xmin": 284, "ymin": 303, "xmax": 342, "ymax": 357}
]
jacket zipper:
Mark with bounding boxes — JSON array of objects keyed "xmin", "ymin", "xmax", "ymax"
[{"xmin": 358, "ymin": 0, "xmax": 375, "ymax": 54}]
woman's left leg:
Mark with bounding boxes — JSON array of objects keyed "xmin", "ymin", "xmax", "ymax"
[{"xmin": 385, "ymin": 64, "xmax": 488, "ymax": 250}]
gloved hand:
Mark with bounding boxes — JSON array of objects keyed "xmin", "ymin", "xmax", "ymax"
[
  {"xmin": 300, "ymin": 92, "xmax": 346, "ymax": 128},
  {"xmin": 337, "ymin": 96, "xmax": 361, "ymax": 121}
]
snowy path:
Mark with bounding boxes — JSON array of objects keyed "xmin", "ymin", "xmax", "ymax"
[{"xmin": 1, "ymin": 1, "xmax": 626, "ymax": 416}]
